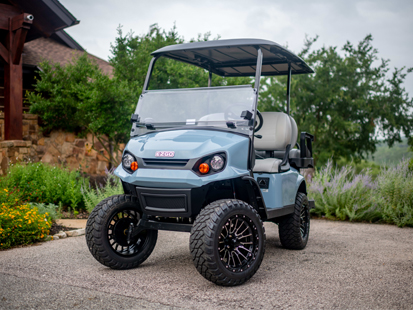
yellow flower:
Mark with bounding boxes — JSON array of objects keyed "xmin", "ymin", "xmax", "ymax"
[{"xmin": 3, "ymin": 189, "xmax": 8, "ymax": 192}]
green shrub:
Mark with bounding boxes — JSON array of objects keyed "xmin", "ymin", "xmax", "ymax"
[
  {"xmin": 376, "ymin": 159, "xmax": 413, "ymax": 227},
  {"xmin": 0, "ymin": 187, "xmax": 23, "ymax": 207},
  {"xmin": 335, "ymin": 158, "xmax": 382, "ymax": 179},
  {"xmin": 309, "ymin": 161, "xmax": 381, "ymax": 222},
  {"xmin": 81, "ymin": 171, "xmax": 123, "ymax": 213},
  {"xmin": 3, "ymin": 162, "xmax": 87, "ymax": 210},
  {"xmin": 308, "ymin": 158, "xmax": 413, "ymax": 227},
  {"xmin": 28, "ymin": 202, "xmax": 61, "ymax": 222},
  {"xmin": 0, "ymin": 203, "xmax": 51, "ymax": 250},
  {"xmin": 409, "ymin": 158, "xmax": 413, "ymax": 172}
]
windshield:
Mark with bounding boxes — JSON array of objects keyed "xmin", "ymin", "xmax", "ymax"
[{"xmin": 131, "ymin": 85, "xmax": 256, "ymax": 136}]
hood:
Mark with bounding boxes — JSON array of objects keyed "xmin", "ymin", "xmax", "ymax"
[{"xmin": 125, "ymin": 129, "xmax": 249, "ymax": 160}]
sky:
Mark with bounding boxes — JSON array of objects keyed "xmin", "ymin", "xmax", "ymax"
[{"xmin": 60, "ymin": 0, "xmax": 413, "ymax": 96}]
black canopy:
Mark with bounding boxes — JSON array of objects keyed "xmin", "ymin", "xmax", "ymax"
[{"xmin": 151, "ymin": 39, "xmax": 313, "ymax": 77}]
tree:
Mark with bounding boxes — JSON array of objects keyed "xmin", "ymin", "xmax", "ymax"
[
  {"xmin": 28, "ymin": 53, "xmax": 135, "ymax": 166},
  {"xmin": 109, "ymin": 24, "xmax": 250, "ymax": 99},
  {"xmin": 259, "ymin": 35, "xmax": 413, "ymax": 165}
]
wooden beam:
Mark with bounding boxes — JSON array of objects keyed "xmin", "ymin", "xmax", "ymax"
[
  {"xmin": 11, "ymin": 13, "xmax": 33, "ymax": 31},
  {"xmin": 12, "ymin": 27, "xmax": 29, "ymax": 65},
  {"xmin": 4, "ymin": 57, "xmax": 23, "ymax": 140},
  {"xmin": 0, "ymin": 42, "xmax": 9, "ymax": 64},
  {"xmin": 11, "ymin": 14, "xmax": 32, "ymax": 65},
  {"xmin": 0, "ymin": 4, "xmax": 20, "ymax": 30},
  {"xmin": 4, "ymin": 18, "xmax": 23, "ymax": 140}
]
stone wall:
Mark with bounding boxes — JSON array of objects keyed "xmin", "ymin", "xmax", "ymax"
[
  {"xmin": 0, "ymin": 140, "xmax": 37, "ymax": 175},
  {"xmin": 0, "ymin": 113, "xmax": 39, "ymax": 142},
  {"xmin": 37, "ymin": 130, "xmax": 121, "ymax": 175},
  {"xmin": 0, "ymin": 114, "xmax": 119, "ymax": 175}
]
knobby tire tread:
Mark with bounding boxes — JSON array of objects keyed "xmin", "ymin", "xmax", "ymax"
[
  {"xmin": 190, "ymin": 199, "xmax": 265, "ymax": 286},
  {"xmin": 86, "ymin": 194, "xmax": 157, "ymax": 270},
  {"xmin": 278, "ymin": 192, "xmax": 309, "ymax": 250}
]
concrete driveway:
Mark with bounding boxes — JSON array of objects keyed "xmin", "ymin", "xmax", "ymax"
[{"xmin": 0, "ymin": 219, "xmax": 412, "ymax": 309}]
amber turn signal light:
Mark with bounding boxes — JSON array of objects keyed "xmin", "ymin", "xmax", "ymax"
[
  {"xmin": 130, "ymin": 161, "xmax": 138, "ymax": 171},
  {"xmin": 199, "ymin": 163, "xmax": 210, "ymax": 174}
]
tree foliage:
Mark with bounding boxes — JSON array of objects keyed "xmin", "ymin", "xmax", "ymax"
[
  {"xmin": 28, "ymin": 53, "xmax": 135, "ymax": 165},
  {"xmin": 259, "ymin": 35, "xmax": 413, "ymax": 164},
  {"xmin": 109, "ymin": 24, "xmax": 250, "ymax": 99}
]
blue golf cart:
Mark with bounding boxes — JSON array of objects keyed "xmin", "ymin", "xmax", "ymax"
[{"xmin": 86, "ymin": 39, "xmax": 315, "ymax": 286}]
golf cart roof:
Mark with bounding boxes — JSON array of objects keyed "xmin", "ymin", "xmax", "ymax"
[{"xmin": 151, "ymin": 38, "xmax": 314, "ymax": 77}]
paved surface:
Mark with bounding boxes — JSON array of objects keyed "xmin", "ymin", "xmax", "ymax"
[
  {"xmin": 56, "ymin": 219, "xmax": 87, "ymax": 229},
  {"xmin": 0, "ymin": 220, "xmax": 412, "ymax": 310}
]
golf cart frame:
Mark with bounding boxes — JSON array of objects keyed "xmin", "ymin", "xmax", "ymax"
[{"xmin": 86, "ymin": 39, "xmax": 315, "ymax": 286}]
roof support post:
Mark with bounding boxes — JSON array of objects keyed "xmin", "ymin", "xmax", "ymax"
[
  {"xmin": 208, "ymin": 71, "xmax": 212, "ymax": 87},
  {"xmin": 253, "ymin": 48, "xmax": 263, "ymax": 118},
  {"xmin": 254, "ymin": 48, "xmax": 263, "ymax": 94},
  {"xmin": 286, "ymin": 62, "xmax": 291, "ymax": 115},
  {"xmin": 142, "ymin": 57, "xmax": 157, "ymax": 92},
  {"xmin": 3, "ymin": 14, "xmax": 33, "ymax": 140}
]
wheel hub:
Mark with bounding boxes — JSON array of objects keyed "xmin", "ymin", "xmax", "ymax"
[
  {"xmin": 107, "ymin": 210, "xmax": 147, "ymax": 257},
  {"xmin": 218, "ymin": 214, "xmax": 259, "ymax": 273}
]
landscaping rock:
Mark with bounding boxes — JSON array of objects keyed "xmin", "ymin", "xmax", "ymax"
[
  {"xmin": 66, "ymin": 229, "xmax": 85, "ymax": 237},
  {"xmin": 52, "ymin": 235, "xmax": 59, "ymax": 240},
  {"xmin": 55, "ymin": 231, "xmax": 67, "ymax": 239}
]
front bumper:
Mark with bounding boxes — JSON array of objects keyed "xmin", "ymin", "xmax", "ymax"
[{"xmin": 122, "ymin": 181, "xmax": 206, "ymax": 218}]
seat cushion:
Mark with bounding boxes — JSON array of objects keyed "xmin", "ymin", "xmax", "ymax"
[{"xmin": 253, "ymin": 158, "xmax": 282, "ymax": 173}]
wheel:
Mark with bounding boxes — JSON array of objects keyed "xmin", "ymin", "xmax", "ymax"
[
  {"xmin": 190, "ymin": 199, "xmax": 265, "ymax": 286},
  {"xmin": 278, "ymin": 192, "xmax": 310, "ymax": 250},
  {"xmin": 85, "ymin": 195, "xmax": 157, "ymax": 269}
]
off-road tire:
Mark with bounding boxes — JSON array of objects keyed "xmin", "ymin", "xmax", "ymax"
[
  {"xmin": 86, "ymin": 195, "xmax": 157, "ymax": 269},
  {"xmin": 278, "ymin": 192, "xmax": 310, "ymax": 250},
  {"xmin": 190, "ymin": 199, "xmax": 265, "ymax": 286}
]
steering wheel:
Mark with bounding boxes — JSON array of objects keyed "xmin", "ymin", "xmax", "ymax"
[{"xmin": 255, "ymin": 110, "xmax": 263, "ymax": 132}]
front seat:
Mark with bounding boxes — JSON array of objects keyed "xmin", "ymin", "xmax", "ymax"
[{"xmin": 253, "ymin": 112, "xmax": 297, "ymax": 173}]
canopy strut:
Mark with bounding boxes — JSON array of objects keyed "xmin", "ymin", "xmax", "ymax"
[{"xmin": 286, "ymin": 62, "xmax": 291, "ymax": 115}]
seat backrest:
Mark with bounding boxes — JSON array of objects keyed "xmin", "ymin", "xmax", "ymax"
[{"xmin": 254, "ymin": 112, "xmax": 297, "ymax": 151}]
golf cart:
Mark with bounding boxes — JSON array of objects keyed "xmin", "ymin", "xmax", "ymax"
[{"xmin": 85, "ymin": 39, "xmax": 315, "ymax": 286}]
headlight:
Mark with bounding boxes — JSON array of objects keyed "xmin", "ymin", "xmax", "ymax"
[
  {"xmin": 192, "ymin": 153, "xmax": 226, "ymax": 176},
  {"xmin": 210, "ymin": 155, "xmax": 225, "ymax": 171},
  {"xmin": 122, "ymin": 154, "xmax": 135, "ymax": 169}
]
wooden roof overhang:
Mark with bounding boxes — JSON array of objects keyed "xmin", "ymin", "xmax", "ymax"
[{"xmin": 0, "ymin": 0, "xmax": 80, "ymax": 140}]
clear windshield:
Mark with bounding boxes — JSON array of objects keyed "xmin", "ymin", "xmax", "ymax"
[{"xmin": 132, "ymin": 85, "xmax": 256, "ymax": 136}]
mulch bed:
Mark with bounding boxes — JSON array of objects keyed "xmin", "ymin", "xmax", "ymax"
[
  {"xmin": 49, "ymin": 223, "xmax": 74, "ymax": 235},
  {"xmin": 60, "ymin": 210, "xmax": 89, "ymax": 219}
]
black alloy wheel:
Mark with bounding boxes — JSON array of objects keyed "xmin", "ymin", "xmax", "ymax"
[
  {"xmin": 218, "ymin": 214, "xmax": 260, "ymax": 273},
  {"xmin": 107, "ymin": 209, "xmax": 148, "ymax": 257}
]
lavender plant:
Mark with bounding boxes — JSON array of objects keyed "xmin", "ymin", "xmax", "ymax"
[
  {"xmin": 309, "ymin": 161, "xmax": 381, "ymax": 222},
  {"xmin": 309, "ymin": 158, "xmax": 413, "ymax": 227},
  {"xmin": 376, "ymin": 159, "xmax": 413, "ymax": 227}
]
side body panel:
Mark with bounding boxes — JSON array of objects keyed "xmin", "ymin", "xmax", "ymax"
[{"xmin": 253, "ymin": 168, "xmax": 305, "ymax": 209}]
